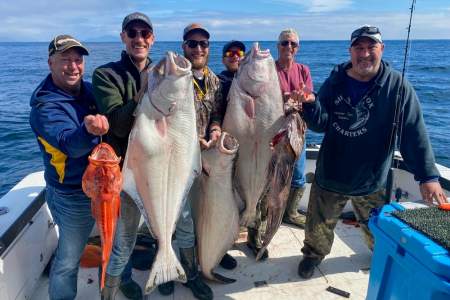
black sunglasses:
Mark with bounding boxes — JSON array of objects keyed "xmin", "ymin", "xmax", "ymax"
[
  {"xmin": 126, "ymin": 28, "xmax": 152, "ymax": 39},
  {"xmin": 351, "ymin": 26, "xmax": 380, "ymax": 39},
  {"xmin": 280, "ymin": 40, "xmax": 298, "ymax": 48},
  {"xmin": 184, "ymin": 39, "xmax": 210, "ymax": 49}
]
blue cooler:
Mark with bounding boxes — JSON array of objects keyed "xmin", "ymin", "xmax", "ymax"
[{"xmin": 367, "ymin": 203, "xmax": 450, "ymax": 300}]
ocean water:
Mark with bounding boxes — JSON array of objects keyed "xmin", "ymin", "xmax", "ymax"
[{"xmin": 0, "ymin": 40, "xmax": 449, "ymax": 197}]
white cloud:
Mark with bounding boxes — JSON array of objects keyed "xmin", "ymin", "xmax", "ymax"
[
  {"xmin": 160, "ymin": 11, "xmax": 450, "ymax": 41},
  {"xmin": 273, "ymin": 0, "xmax": 353, "ymax": 13},
  {"xmin": 0, "ymin": 2, "xmax": 450, "ymax": 41}
]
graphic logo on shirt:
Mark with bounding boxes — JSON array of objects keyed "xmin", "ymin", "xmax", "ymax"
[{"xmin": 332, "ymin": 95, "xmax": 374, "ymax": 137}]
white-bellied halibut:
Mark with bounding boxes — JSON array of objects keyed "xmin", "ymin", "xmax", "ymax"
[
  {"xmin": 222, "ymin": 43, "xmax": 285, "ymax": 227},
  {"xmin": 121, "ymin": 52, "xmax": 200, "ymax": 293},
  {"xmin": 192, "ymin": 132, "xmax": 240, "ymax": 283}
]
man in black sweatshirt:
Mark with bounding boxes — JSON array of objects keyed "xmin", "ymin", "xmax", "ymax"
[{"xmin": 295, "ymin": 25, "xmax": 448, "ymax": 279}]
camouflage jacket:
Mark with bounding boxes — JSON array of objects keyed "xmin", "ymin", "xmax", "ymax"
[{"xmin": 193, "ymin": 67, "xmax": 225, "ymax": 139}]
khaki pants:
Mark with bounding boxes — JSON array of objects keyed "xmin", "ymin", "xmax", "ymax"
[{"xmin": 301, "ymin": 180, "xmax": 385, "ymax": 261}]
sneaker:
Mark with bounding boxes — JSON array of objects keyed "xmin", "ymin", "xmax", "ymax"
[
  {"xmin": 219, "ymin": 253, "xmax": 237, "ymax": 270},
  {"xmin": 298, "ymin": 257, "xmax": 321, "ymax": 279}
]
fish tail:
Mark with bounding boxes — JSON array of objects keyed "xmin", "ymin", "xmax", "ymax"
[
  {"xmin": 144, "ymin": 247, "xmax": 186, "ymax": 294},
  {"xmin": 100, "ymin": 260, "xmax": 107, "ymax": 290},
  {"xmin": 98, "ymin": 194, "xmax": 120, "ymax": 290},
  {"xmin": 256, "ymin": 245, "xmax": 269, "ymax": 261}
]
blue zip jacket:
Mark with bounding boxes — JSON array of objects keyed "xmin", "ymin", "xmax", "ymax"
[
  {"xmin": 29, "ymin": 74, "xmax": 100, "ymax": 192},
  {"xmin": 303, "ymin": 60, "xmax": 439, "ymax": 196}
]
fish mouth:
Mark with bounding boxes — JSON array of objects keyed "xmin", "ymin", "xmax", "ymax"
[
  {"xmin": 89, "ymin": 143, "xmax": 121, "ymax": 165},
  {"xmin": 168, "ymin": 51, "xmax": 192, "ymax": 75},
  {"xmin": 219, "ymin": 132, "xmax": 239, "ymax": 155}
]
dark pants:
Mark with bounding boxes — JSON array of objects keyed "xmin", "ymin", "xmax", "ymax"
[{"xmin": 301, "ymin": 181, "xmax": 385, "ymax": 261}]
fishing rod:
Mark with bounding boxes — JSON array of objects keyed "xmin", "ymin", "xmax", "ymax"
[
  {"xmin": 385, "ymin": 0, "xmax": 416, "ymax": 203},
  {"xmin": 396, "ymin": 0, "xmax": 417, "ymax": 159}
]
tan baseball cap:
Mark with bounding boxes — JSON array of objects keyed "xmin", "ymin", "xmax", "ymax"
[
  {"xmin": 48, "ymin": 35, "xmax": 89, "ymax": 57},
  {"xmin": 183, "ymin": 23, "xmax": 210, "ymax": 40}
]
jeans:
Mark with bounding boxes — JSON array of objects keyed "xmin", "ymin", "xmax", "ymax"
[
  {"xmin": 46, "ymin": 185, "xmax": 95, "ymax": 300},
  {"xmin": 107, "ymin": 192, "xmax": 195, "ymax": 278},
  {"xmin": 291, "ymin": 146, "xmax": 306, "ymax": 188}
]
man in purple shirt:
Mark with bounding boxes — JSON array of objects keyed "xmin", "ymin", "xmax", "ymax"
[{"xmin": 275, "ymin": 28, "xmax": 313, "ymax": 228}]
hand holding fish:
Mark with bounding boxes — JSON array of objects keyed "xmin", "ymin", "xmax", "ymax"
[
  {"xmin": 283, "ymin": 92, "xmax": 302, "ymax": 114},
  {"xmin": 84, "ymin": 114, "xmax": 109, "ymax": 136},
  {"xmin": 420, "ymin": 181, "xmax": 448, "ymax": 205},
  {"xmin": 200, "ymin": 126, "xmax": 222, "ymax": 150},
  {"xmin": 209, "ymin": 126, "xmax": 222, "ymax": 143},
  {"xmin": 295, "ymin": 82, "xmax": 315, "ymax": 104}
]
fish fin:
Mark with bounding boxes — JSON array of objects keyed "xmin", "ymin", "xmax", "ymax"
[
  {"xmin": 145, "ymin": 247, "xmax": 186, "ymax": 294},
  {"xmin": 244, "ymin": 96, "xmax": 256, "ymax": 119},
  {"xmin": 211, "ymin": 272, "xmax": 236, "ymax": 284},
  {"xmin": 155, "ymin": 117, "xmax": 167, "ymax": 137}
]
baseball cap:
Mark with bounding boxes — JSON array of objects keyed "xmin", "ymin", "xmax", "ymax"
[
  {"xmin": 122, "ymin": 12, "xmax": 153, "ymax": 31},
  {"xmin": 48, "ymin": 35, "xmax": 89, "ymax": 57},
  {"xmin": 183, "ymin": 23, "xmax": 210, "ymax": 40},
  {"xmin": 222, "ymin": 40, "xmax": 245, "ymax": 56},
  {"xmin": 351, "ymin": 25, "xmax": 382, "ymax": 46}
]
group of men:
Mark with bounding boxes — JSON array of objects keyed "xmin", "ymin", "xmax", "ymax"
[{"xmin": 29, "ymin": 10, "xmax": 447, "ymax": 300}]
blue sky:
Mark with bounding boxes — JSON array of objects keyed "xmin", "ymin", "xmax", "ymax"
[{"xmin": 1, "ymin": 0, "xmax": 449, "ymax": 42}]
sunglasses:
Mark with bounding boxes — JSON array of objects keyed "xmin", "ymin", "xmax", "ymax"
[
  {"xmin": 351, "ymin": 26, "xmax": 380, "ymax": 39},
  {"xmin": 280, "ymin": 40, "xmax": 298, "ymax": 48},
  {"xmin": 126, "ymin": 28, "xmax": 152, "ymax": 39},
  {"xmin": 224, "ymin": 50, "xmax": 244, "ymax": 58},
  {"xmin": 184, "ymin": 39, "xmax": 210, "ymax": 49}
]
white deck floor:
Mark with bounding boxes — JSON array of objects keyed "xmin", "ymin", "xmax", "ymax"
[{"xmin": 32, "ymin": 221, "xmax": 371, "ymax": 300}]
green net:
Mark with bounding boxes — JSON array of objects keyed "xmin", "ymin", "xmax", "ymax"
[{"xmin": 392, "ymin": 207, "xmax": 450, "ymax": 251}]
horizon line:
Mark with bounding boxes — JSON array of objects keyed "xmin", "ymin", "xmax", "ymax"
[{"xmin": 1, "ymin": 38, "xmax": 450, "ymax": 43}]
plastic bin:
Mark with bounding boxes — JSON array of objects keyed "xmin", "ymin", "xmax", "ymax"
[{"xmin": 367, "ymin": 203, "xmax": 450, "ymax": 300}]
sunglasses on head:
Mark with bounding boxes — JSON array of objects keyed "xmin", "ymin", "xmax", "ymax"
[
  {"xmin": 224, "ymin": 50, "xmax": 244, "ymax": 58},
  {"xmin": 280, "ymin": 40, "xmax": 298, "ymax": 48},
  {"xmin": 184, "ymin": 39, "xmax": 210, "ymax": 49},
  {"xmin": 126, "ymin": 28, "xmax": 152, "ymax": 39},
  {"xmin": 351, "ymin": 26, "xmax": 380, "ymax": 39}
]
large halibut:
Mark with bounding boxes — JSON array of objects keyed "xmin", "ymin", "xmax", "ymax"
[
  {"xmin": 222, "ymin": 43, "xmax": 285, "ymax": 227},
  {"xmin": 122, "ymin": 52, "xmax": 200, "ymax": 293},
  {"xmin": 192, "ymin": 132, "xmax": 240, "ymax": 283}
]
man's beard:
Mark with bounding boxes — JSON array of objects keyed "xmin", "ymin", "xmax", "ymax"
[{"xmin": 187, "ymin": 54, "xmax": 209, "ymax": 70}]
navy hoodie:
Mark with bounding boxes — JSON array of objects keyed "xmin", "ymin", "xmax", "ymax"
[
  {"xmin": 29, "ymin": 74, "xmax": 100, "ymax": 192},
  {"xmin": 303, "ymin": 60, "xmax": 439, "ymax": 196}
]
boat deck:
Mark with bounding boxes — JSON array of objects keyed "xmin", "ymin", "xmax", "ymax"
[{"xmin": 32, "ymin": 220, "xmax": 371, "ymax": 300}]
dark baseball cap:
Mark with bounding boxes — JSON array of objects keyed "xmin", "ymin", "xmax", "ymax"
[
  {"xmin": 183, "ymin": 23, "xmax": 210, "ymax": 40},
  {"xmin": 222, "ymin": 40, "xmax": 245, "ymax": 56},
  {"xmin": 351, "ymin": 25, "xmax": 382, "ymax": 46},
  {"xmin": 122, "ymin": 12, "xmax": 153, "ymax": 31},
  {"xmin": 48, "ymin": 35, "xmax": 89, "ymax": 57}
]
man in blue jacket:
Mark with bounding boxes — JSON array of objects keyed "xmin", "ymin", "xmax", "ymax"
[
  {"xmin": 29, "ymin": 35, "xmax": 109, "ymax": 300},
  {"xmin": 294, "ymin": 25, "xmax": 448, "ymax": 279}
]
